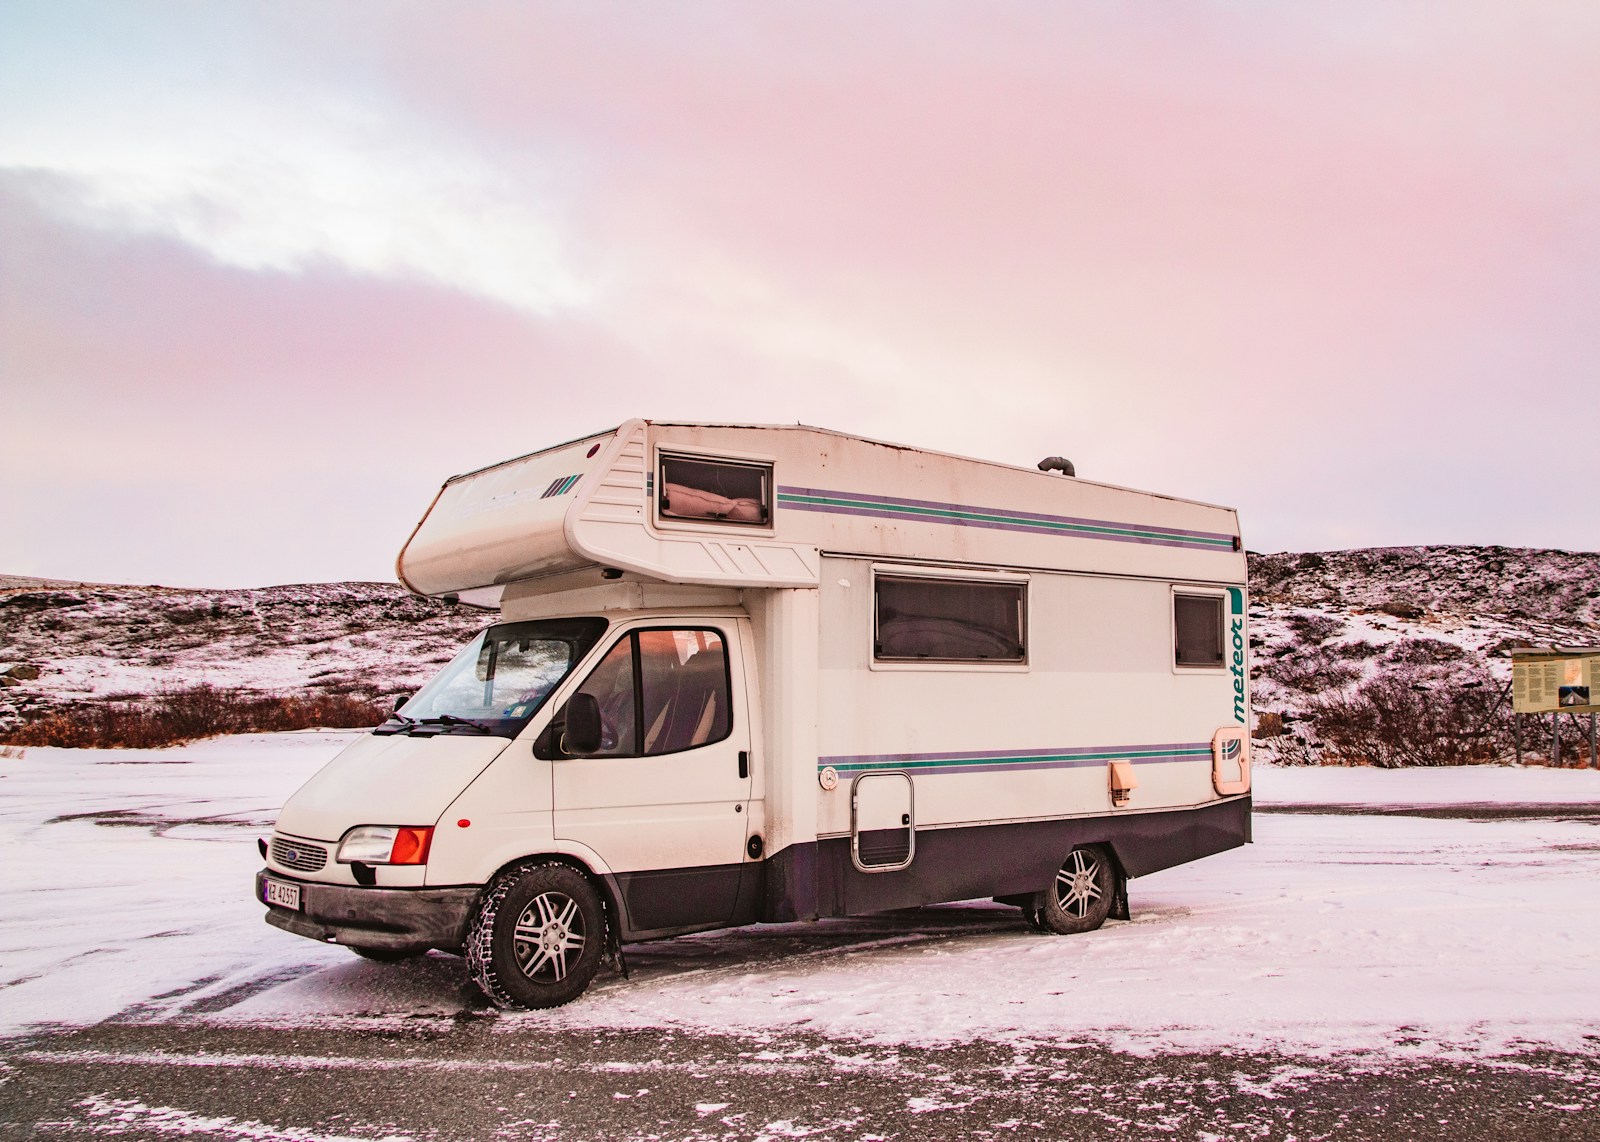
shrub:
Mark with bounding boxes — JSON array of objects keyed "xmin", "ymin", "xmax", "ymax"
[
  {"xmin": 1304, "ymin": 665, "xmax": 1510, "ymax": 768},
  {"xmin": 1385, "ymin": 638, "xmax": 1467, "ymax": 665},
  {"xmin": 0, "ymin": 685, "xmax": 388, "ymax": 749},
  {"xmin": 1377, "ymin": 599, "xmax": 1424, "ymax": 620},
  {"xmin": 1326, "ymin": 639, "xmax": 1382, "ymax": 660},
  {"xmin": 1253, "ymin": 711, "xmax": 1285, "ymax": 739},
  {"xmin": 1285, "ymin": 613, "xmax": 1343, "ymax": 644},
  {"xmin": 1264, "ymin": 653, "xmax": 1361, "ymax": 694}
]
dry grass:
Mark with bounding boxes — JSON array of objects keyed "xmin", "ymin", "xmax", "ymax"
[
  {"xmin": 0, "ymin": 685, "xmax": 387, "ymax": 749},
  {"xmin": 1253, "ymin": 711, "xmax": 1286, "ymax": 739}
]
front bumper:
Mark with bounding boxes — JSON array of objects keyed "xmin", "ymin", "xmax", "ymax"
[{"xmin": 255, "ymin": 869, "xmax": 479, "ymax": 953}]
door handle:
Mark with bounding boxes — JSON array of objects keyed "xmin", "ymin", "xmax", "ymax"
[{"xmin": 738, "ymin": 750, "xmax": 749, "ymax": 779}]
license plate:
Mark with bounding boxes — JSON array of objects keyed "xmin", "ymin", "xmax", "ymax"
[{"xmin": 263, "ymin": 878, "xmax": 301, "ymax": 910}]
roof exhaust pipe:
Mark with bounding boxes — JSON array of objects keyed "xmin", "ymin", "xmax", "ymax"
[{"xmin": 1037, "ymin": 456, "xmax": 1076, "ymax": 477}]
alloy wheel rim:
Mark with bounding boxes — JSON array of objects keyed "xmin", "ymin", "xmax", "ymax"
[
  {"xmin": 1054, "ymin": 850, "xmax": 1103, "ymax": 918},
  {"xmin": 512, "ymin": 891, "xmax": 586, "ymax": 982}
]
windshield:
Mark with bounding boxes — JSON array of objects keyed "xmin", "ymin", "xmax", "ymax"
[{"xmin": 379, "ymin": 618, "xmax": 609, "ymax": 738}]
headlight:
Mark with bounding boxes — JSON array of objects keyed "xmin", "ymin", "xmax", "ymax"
[{"xmin": 336, "ymin": 825, "xmax": 433, "ymax": 865}]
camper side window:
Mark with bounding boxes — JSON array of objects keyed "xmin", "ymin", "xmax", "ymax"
[
  {"xmin": 874, "ymin": 577, "xmax": 1026, "ymax": 663},
  {"xmin": 1174, "ymin": 594, "xmax": 1225, "ymax": 667},
  {"xmin": 658, "ymin": 454, "xmax": 772, "ymax": 526},
  {"xmin": 553, "ymin": 628, "xmax": 733, "ymax": 757}
]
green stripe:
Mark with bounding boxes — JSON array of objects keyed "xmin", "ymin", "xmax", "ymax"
[
  {"xmin": 829, "ymin": 747, "xmax": 1212, "ymax": 773},
  {"xmin": 776, "ymin": 493, "xmax": 1233, "ymax": 548}
]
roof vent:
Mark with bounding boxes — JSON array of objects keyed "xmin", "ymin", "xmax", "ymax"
[{"xmin": 1037, "ymin": 456, "xmax": 1076, "ymax": 477}]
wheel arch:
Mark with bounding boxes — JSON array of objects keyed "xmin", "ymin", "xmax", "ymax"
[
  {"xmin": 483, "ymin": 852, "xmax": 626, "ymax": 951},
  {"xmin": 1057, "ymin": 835, "xmax": 1131, "ymax": 922}
]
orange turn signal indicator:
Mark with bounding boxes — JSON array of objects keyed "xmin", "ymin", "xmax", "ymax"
[{"xmin": 389, "ymin": 826, "xmax": 434, "ymax": 865}]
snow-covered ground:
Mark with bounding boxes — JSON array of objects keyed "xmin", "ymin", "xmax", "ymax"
[{"xmin": 4, "ymin": 732, "xmax": 1599, "ymax": 1060}]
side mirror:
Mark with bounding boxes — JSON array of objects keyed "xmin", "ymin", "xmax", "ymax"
[
  {"xmin": 393, "ymin": 695, "xmax": 412, "ymax": 716},
  {"xmin": 563, "ymin": 693, "xmax": 603, "ymax": 755}
]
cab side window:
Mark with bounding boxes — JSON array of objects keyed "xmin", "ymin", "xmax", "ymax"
[
  {"xmin": 552, "ymin": 628, "xmax": 731, "ymax": 758},
  {"xmin": 638, "ymin": 630, "xmax": 731, "ymax": 755}
]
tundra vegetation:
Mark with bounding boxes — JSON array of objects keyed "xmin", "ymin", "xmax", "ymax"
[
  {"xmin": 1247, "ymin": 547, "xmax": 1599, "ymax": 767},
  {"xmin": 2, "ymin": 545, "xmax": 1597, "ymax": 762}
]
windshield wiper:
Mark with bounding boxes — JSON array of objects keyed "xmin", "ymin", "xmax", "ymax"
[
  {"xmin": 417, "ymin": 714, "xmax": 493, "ymax": 734},
  {"xmin": 374, "ymin": 711, "xmax": 416, "ymax": 735}
]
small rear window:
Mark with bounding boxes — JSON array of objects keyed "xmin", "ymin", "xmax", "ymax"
[
  {"xmin": 658, "ymin": 454, "xmax": 772, "ymax": 526},
  {"xmin": 1174, "ymin": 594, "xmax": 1225, "ymax": 667}
]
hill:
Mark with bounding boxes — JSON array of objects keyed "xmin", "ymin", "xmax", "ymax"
[
  {"xmin": 3, "ymin": 548, "xmax": 1596, "ymax": 760},
  {"xmin": 1248, "ymin": 546, "xmax": 1598, "ymax": 765},
  {"xmin": 0, "ymin": 579, "xmax": 486, "ymax": 738}
]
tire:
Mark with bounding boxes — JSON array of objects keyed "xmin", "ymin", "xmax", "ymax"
[
  {"xmin": 466, "ymin": 862, "xmax": 605, "ymax": 1009},
  {"xmin": 1037, "ymin": 845, "xmax": 1115, "ymax": 935},
  {"xmin": 350, "ymin": 946, "xmax": 424, "ymax": 963}
]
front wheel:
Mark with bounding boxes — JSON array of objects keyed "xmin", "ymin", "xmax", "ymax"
[
  {"xmin": 1037, "ymin": 845, "xmax": 1115, "ymax": 935},
  {"xmin": 466, "ymin": 862, "xmax": 605, "ymax": 1009}
]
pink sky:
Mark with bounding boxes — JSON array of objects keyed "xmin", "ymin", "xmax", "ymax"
[{"xmin": 2, "ymin": 2, "xmax": 1596, "ymax": 586}]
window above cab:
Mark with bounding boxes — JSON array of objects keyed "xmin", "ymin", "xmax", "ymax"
[{"xmin": 657, "ymin": 453, "xmax": 773, "ymax": 527}]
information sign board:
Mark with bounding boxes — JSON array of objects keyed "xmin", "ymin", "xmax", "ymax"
[{"xmin": 1512, "ymin": 652, "xmax": 1600, "ymax": 714}]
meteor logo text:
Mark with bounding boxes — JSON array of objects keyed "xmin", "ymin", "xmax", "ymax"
[{"xmin": 1228, "ymin": 587, "xmax": 1247, "ymax": 724}]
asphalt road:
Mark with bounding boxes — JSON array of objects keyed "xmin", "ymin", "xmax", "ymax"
[{"xmin": 6, "ymin": 1019, "xmax": 1600, "ymax": 1140}]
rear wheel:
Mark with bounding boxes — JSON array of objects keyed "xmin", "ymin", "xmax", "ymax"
[
  {"xmin": 467, "ymin": 862, "xmax": 604, "ymax": 1009},
  {"xmin": 1037, "ymin": 845, "xmax": 1115, "ymax": 935}
]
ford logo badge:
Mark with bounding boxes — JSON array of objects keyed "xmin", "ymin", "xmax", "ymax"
[{"xmin": 281, "ymin": 848, "xmax": 297, "ymax": 861}]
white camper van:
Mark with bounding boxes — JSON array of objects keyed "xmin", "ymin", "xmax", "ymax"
[{"xmin": 257, "ymin": 421, "xmax": 1252, "ymax": 1008}]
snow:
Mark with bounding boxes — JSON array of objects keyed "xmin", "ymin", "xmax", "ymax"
[
  {"xmin": 68, "ymin": 1096, "xmax": 410, "ymax": 1141},
  {"xmin": 1255, "ymin": 760, "xmax": 1600, "ymax": 806},
  {"xmin": 0, "ymin": 732, "xmax": 357, "ymax": 1031},
  {"xmin": 4, "ymin": 733, "xmax": 1599, "ymax": 1059}
]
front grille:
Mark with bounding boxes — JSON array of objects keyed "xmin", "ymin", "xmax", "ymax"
[{"xmin": 270, "ymin": 835, "xmax": 329, "ymax": 872}]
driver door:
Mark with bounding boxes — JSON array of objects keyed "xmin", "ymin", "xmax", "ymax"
[{"xmin": 550, "ymin": 621, "xmax": 753, "ymax": 933}]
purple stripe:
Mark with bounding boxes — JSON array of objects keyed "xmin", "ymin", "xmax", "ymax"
[
  {"xmin": 779, "ymin": 485, "xmax": 1234, "ymax": 543},
  {"xmin": 869, "ymin": 758, "xmax": 1136, "ymax": 776},
  {"xmin": 781, "ymin": 500, "xmax": 1218, "ymax": 551},
  {"xmin": 820, "ymin": 742, "xmax": 1209, "ymax": 766}
]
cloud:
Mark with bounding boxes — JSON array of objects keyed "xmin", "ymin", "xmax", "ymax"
[
  {"xmin": 0, "ymin": 13, "xmax": 593, "ymax": 316},
  {"xmin": 3, "ymin": 2, "xmax": 1598, "ymax": 585}
]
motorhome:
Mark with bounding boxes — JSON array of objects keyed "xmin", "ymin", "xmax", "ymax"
[{"xmin": 257, "ymin": 420, "xmax": 1252, "ymax": 1008}]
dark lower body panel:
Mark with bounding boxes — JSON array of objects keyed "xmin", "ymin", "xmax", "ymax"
[{"xmin": 766, "ymin": 796, "xmax": 1252, "ymax": 924}]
